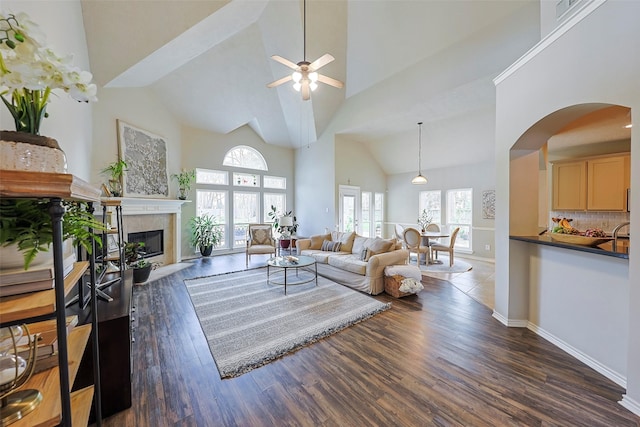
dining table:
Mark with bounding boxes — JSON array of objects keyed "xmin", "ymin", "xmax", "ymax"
[{"xmin": 420, "ymin": 231, "xmax": 450, "ymax": 264}]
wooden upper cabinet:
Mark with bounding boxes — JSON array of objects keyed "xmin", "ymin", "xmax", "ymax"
[
  {"xmin": 587, "ymin": 156, "xmax": 628, "ymax": 210},
  {"xmin": 552, "ymin": 161, "xmax": 586, "ymax": 210},
  {"xmin": 552, "ymin": 154, "xmax": 630, "ymax": 212}
]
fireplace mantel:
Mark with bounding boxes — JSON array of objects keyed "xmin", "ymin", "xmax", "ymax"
[
  {"xmin": 99, "ymin": 198, "xmax": 190, "ymax": 264},
  {"xmin": 101, "ymin": 197, "xmax": 189, "ymax": 215}
]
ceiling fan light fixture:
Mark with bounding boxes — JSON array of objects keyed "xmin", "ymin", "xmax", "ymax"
[
  {"xmin": 308, "ymin": 72, "xmax": 318, "ymax": 82},
  {"xmin": 293, "ymin": 82, "xmax": 302, "ymax": 92},
  {"xmin": 309, "ymin": 81, "xmax": 318, "ymax": 91},
  {"xmin": 412, "ymin": 122, "xmax": 427, "ymax": 185},
  {"xmin": 292, "ymin": 71, "xmax": 302, "ymax": 83}
]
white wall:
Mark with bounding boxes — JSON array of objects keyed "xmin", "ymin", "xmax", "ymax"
[
  {"xmin": 495, "ymin": 0, "xmax": 640, "ymax": 414},
  {"xmin": 90, "ymin": 87, "xmax": 182, "ymax": 190},
  {"xmin": 2, "ymin": 0, "xmax": 94, "ymax": 180}
]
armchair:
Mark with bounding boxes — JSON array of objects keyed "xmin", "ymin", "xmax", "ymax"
[{"xmin": 246, "ymin": 223, "xmax": 277, "ymax": 266}]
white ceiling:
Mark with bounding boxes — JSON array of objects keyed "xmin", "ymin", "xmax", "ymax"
[{"xmin": 81, "ymin": 0, "xmax": 542, "ymax": 174}]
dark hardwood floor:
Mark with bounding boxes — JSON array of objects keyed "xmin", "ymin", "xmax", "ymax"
[{"xmin": 99, "ymin": 253, "xmax": 639, "ymax": 426}]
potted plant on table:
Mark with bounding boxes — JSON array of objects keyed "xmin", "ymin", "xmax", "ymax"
[
  {"xmin": 267, "ymin": 205, "xmax": 299, "ymax": 249},
  {"xmin": 101, "ymin": 159, "xmax": 128, "ymax": 197},
  {"xmin": 171, "ymin": 169, "xmax": 196, "ymax": 200},
  {"xmin": 0, "ymin": 12, "xmax": 97, "ymax": 173},
  {"xmin": 189, "ymin": 214, "xmax": 223, "ymax": 256},
  {"xmin": 123, "ymin": 241, "xmax": 154, "ymax": 284}
]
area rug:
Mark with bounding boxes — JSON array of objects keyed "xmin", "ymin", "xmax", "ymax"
[
  {"xmin": 412, "ymin": 254, "xmax": 473, "ymax": 275},
  {"xmin": 184, "ymin": 268, "xmax": 391, "ymax": 379}
]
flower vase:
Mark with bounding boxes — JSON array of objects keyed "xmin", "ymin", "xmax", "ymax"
[
  {"xmin": 108, "ymin": 179, "xmax": 123, "ymax": 197},
  {"xmin": 178, "ymin": 188, "xmax": 187, "ymax": 200},
  {"xmin": 0, "ymin": 131, "xmax": 67, "ymax": 173}
]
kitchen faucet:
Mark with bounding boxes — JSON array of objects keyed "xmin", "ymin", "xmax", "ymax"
[{"xmin": 612, "ymin": 222, "xmax": 630, "ymax": 251}]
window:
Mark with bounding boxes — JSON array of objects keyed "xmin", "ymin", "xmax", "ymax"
[
  {"xmin": 419, "ymin": 190, "xmax": 442, "ymax": 225},
  {"xmin": 196, "ymin": 169, "xmax": 228, "ymax": 185},
  {"xmin": 264, "ymin": 175, "xmax": 286, "ymax": 189},
  {"xmin": 264, "ymin": 193, "xmax": 286, "ymax": 223},
  {"xmin": 196, "ymin": 190, "xmax": 227, "ymax": 247},
  {"xmin": 233, "ymin": 172, "xmax": 259, "ymax": 187},
  {"xmin": 195, "ymin": 149, "xmax": 288, "ymax": 252},
  {"xmin": 361, "ymin": 192, "xmax": 371, "ymax": 237},
  {"xmin": 446, "ymin": 188, "xmax": 472, "ymax": 250},
  {"xmin": 223, "ymin": 146, "xmax": 267, "ymax": 170},
  {"xmin": 374, "ymin": 193, "xmax": 384, "ymax": 238}
]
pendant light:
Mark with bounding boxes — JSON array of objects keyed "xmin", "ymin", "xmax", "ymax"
[{"xmin": 411, "ymin": 122, "xmax": 428, "ymax": 184}]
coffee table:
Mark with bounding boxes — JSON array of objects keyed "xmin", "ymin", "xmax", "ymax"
[{"xmin": 266, "ymin": 255, "xmax": 317, "ymax": 295}]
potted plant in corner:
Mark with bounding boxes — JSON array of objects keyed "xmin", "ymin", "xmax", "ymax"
[
  {"xmin": 124, "ymin": 241, "xmax": 154, "ymax": 284},
  {"xmin": 101, "ymin": 159, "xmax": 127, "ymax": 197},
  {"xmin": 171, "ymin": 169, "xmax": 196, "ymax": 200},
  {"xmin": 189, "ymin": 214, "xmax": 222, "ymax": 256}
]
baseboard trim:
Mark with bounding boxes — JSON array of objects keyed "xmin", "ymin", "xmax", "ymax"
[
  {"xmin": 527, "ymin": 322, "xmax": 627, "ymax": 388},
  {"xmin": 492, "ymin": 311, "xmax": 527, "ymax": 327},
  {"xmin": 619, "ymin": 395, "xmax": 640, "ymax": 417}
]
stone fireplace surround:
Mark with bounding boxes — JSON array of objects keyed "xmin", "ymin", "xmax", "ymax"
[{"xmin": 98, "ymin": 198, "xmax": 188, "ymax": 266}]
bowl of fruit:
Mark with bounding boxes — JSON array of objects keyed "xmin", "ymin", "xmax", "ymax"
[{"xmin": 549, "ymin": 218, "xmax": 613, "ymax": 247}]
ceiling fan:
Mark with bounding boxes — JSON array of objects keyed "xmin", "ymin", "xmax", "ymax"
[{"xmin": 267, "ymin": 0, "xmax": 344, "ymax": 101}]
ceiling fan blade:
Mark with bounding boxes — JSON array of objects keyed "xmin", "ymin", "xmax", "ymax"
[
  {"xmin": 267, "ymin": 75, "xmax": 293, "ymax": 88},
  {"xmin": 271, "ymin": 55, "xmax": 299, "ymax": 70},
  {"xmin": 301, "ymin": 82, "xmax": 311, "ymax": 101},
  {"xmin": 317, "ymin": 74, "xmax": 344, "ymax": 89},
  {"xmin": 309, "ymin": 53, "xmax": 335, "ymax": 71}
]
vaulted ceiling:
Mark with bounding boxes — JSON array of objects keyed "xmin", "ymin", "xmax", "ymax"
[{"xmin": 81, "ymin": 0, "xmax": 541, "ymax": 174}]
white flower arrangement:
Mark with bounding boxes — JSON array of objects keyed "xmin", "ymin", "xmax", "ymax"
[{"xmin": 0, "ymin": 12, "xmax": 97, "ymax": 135}]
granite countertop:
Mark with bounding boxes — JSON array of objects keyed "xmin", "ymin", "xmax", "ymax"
[{"xmin": 510, "ymin": 234, "xmax": 630, "ymax": 259}]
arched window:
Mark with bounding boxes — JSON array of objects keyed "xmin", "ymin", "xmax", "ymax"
[{"xmin": 223, "ymin": 145, "xmax": 268, "ymax": 171}]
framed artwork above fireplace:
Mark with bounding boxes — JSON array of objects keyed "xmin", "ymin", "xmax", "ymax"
[{"xmin": 117, "ymin": 119, "xmax": 169, "ymax": 198}]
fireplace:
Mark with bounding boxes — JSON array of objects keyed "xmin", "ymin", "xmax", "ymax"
[{"xmin": 128, "ymin": 230, "xmax": 164, "ymax": 258}]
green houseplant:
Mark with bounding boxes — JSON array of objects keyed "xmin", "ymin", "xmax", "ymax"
[
  {"xmin": 123, "ymin": 241, "xmax": 153, "ymax": 283},
  {"xmin": 0, "ymin": 198, "xmax": 106, "ymax": 270},
  {"xmin": 101, "ymin": 159, "xmax": 127, "ymax": 197},
  {"xmin": 189, "ymin": 214, "xmax": 223, "ymax": 256},
  {"xmin": 267, "ymin": 205, "xmax": 298, "ymax": 236},
  {"xmin": 171, "ymin": 169, "xmax": 196, "ymax": 200}
]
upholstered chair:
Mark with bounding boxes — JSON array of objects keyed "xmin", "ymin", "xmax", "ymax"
[
  {"xmin": 246, "ymin": 224, "xmax": 277, "ymax": 266},
  {"xmin": 402, "ymin": 227, "xmax": 430, "ymax": 265},
  {"xmin": 431, "ymin": 227, "xmax": 461, "ymax": 267}
]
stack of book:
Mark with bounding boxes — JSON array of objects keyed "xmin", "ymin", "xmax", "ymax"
[
  {"xmin": 16, "ymin": 315, "xmax": 79, "ymax": 374},
  {"xmin": 0, "ymin": 252, "xmax": 76, "ymax": 297}
]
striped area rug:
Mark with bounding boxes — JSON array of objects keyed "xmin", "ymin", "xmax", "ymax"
[{"xmin": 184, "ymin": 267, "xmax": 390, "ymax": 379}]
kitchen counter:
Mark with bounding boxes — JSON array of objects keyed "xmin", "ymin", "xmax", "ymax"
[{"xmin": 510, "ymin": 235, "xmax": 629, "ymax": 259}]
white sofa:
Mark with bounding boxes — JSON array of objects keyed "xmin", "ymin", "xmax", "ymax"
[{"xmin": 296, "ymin": 231, "xmax": 409, "ymax": 295}]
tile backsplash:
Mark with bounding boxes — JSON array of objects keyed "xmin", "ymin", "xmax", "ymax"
[{"xmin": 549, "ymin": 211, "xmax": 630, "ymax": 235}]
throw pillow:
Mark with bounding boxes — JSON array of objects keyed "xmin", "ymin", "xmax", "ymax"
[
  {"xmin": 331, "ymin": 231, "xmax": 356, "ymax": 253},
  {"xmin": 250, "ymin": 228, "xmax": 271, "ymax": 245},
  {"xmin": 310, "ymin": 233, "xmax": 330, "ymax": 250},
  {"xmin": 360, "ymin": 248, "xmax": 369, "ymax": 261},
  {"xmin": 364, "ymin": 238, "xmax": 394, "ymax": 261},
  {"xmin": 321, "ymin": 240, "xmax": 342, "ymax": 252}
]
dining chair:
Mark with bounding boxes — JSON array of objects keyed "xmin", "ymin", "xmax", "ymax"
[
  {"xmin": 431, "ymin": 227, "xmax": 460, "ymax": 267},
  {"xmin": 394, "ymin": 224, "xmax": 406, "ymax": 248},
  {"xmin": 403, "ymin": 227, "xmax": 430, "ymax": 265}
]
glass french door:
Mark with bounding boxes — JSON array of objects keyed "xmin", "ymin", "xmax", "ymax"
[{"xmin": 339, "ymin": 185, "xmax": 361, "ymax": 234}]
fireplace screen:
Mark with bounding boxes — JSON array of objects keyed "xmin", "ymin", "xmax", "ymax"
[{"xmin": 128, "ymin": 230, "xmax": 164, "ymax": 258}]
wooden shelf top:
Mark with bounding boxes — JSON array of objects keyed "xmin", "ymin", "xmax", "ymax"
[
  {"xmin": 0, "ymin": 261, "xmax": 88, "ymax": 324},
  {"xmin": 0, "ymin": 170, "xmax": 100, "ymax": 202},
  {"xmin": 12, "ymin": 324, "xmax": 91, "ymax": 427}
]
